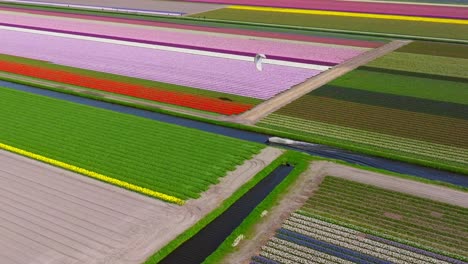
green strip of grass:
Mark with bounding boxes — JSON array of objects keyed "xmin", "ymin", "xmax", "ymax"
[
  {"xmin": 366, "ymin": 52, "xmax": 468, "ymax": 79},
  {"xmin": 202, "ymin": 151, "xmax": 311, "ymax": 264},
  {"xmin": 144, "ymin": 151, "xmax": 311, "ymax": 263},
  {"xmin": 395, "ymin": 41, "xmax": 468, "ymax": 59},
  {"xmin": 4, "ymin": 75, "xmax": 468, "ymax": 179},
  {"xmin": 0, "ymin": 87, "xmax": 264, "ymax": 201},
  {"xmin": 330, "ymin": 69, "xmax": 468, "ymax": 105},
  {"xmin": 0, "ymin": 54, "xmax": 261, "ymax": 105},
  {"xmin": 312, "ymin": 85, "xmax": 468, "ymax": 120},
  {"xmin": 193, "ymin": 9, "xmax": 468, "ymax": 41}
]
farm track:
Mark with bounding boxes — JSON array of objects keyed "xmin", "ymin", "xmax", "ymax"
[
  {"xmin": 222, "ymin": 160, "xmax": 468, "ymax": 263},
  {"xmin": 233, "ymin": 40, "xmax": 411, "ymax": 124},
  {"xmin": 0, "ymin": 147, "xmax": 283, "ymax": 264}
]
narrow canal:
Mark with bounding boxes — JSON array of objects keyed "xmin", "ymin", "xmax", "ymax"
[{"xmin": 1, "ymin": 80, "xmax": 467, "ymax": 187}]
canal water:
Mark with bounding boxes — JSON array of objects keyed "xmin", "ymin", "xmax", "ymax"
[{"xmin": 1, "ymin": 80, "xmax": 466, "ymax": 187}]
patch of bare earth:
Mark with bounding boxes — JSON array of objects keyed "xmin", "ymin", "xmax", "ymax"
[
  {"xmin": 223, "ymin": 161, "xmax": 468, "ymax": 264},
  {"xmin": 0, "ymin": 147, "xmax": 283, "ymax": 264},
  {"xmin": 383, "ymin": 212, "xmax": 403, "ymax": 220},
  {"xmin": 430, "ymin": 211, "xmax": 444, "ymax": 218}
]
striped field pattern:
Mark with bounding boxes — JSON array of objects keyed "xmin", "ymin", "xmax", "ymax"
[
  {"xmin": 252, "ymin": 176, "xmax": 468, "ymax": 263},
  {"xmin": 258, "ymin": 41, "xmax": 468, "ymax": 173},
  {"xmin": 0, "ymin": 87, "xmax": 264, "ymax": 202},
  {"xmin": 0, "ymin": 27, "xmax": 320, "ymax": 100}
]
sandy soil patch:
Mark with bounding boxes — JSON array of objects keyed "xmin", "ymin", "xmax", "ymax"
[
  {"xmin": 0, "ymin": 147, "xmax": 282, "ymax": 264},
  {"xmin": 430, "ymin": 211, "xmax": 444, "ymax": 218},
  {"xmin": 383, "ymin": 212, "xmax": 403, "ymax": 220},
  {"xmin": 223, "ymin": 160, "xmax": 468, "ymax": 263}
]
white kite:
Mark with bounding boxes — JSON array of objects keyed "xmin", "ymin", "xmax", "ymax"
[{"xmin": 254, "ymin": 53, "xmax": 266, "ymax": 71}]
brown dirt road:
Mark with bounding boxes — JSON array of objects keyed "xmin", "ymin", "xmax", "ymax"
[
  {"xmin": 223, "ymin": 160, "xmax": 468, "ymax": 264},
  {"xmin": 0, "ymin": 147, "xmax": 283, "ymax": 264},
  {"xmin": 232, "ymin": 40, "xmax": 412, "ymax": 125}
]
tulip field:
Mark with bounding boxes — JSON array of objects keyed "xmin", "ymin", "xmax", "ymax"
[
  {"xmin": 258, "ymin": 41, "xmax": 468, "ymax": 174},
  {"xmin": 1, "ymin": 1, "xmax": 467, "ymax": 264},
  {"xmin": 191, "ymin": 0, "xmax": 468, "ymax": 42},
  {"xmin": 0, "ymin": 87, "xmax": 264, "ymax": 203},
  {"xmin": 0, "ymin": 8, "xmax": 379, "ymax": 115},
  {"xmin": 252, "ymin": 176, "xmax": 468, "ymax": 263}
]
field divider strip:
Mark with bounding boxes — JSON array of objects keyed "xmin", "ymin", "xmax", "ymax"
[
  {"xmin": 0, "ymin": 25, "xmax": 328, "ymax": 70},
  {"xmin": 0, "ymin": 142, "xmax": 185, "ymax": 205},
  {"xmin": 232, "ymin": 39, "xmax": 410, "ymax": 124},
  {"xmin": 0, "ymin": 0, "xmax": 185, "ymax": 16},
  {"xmin": 229, "ymin": 5, "xmax": 468, "ymax": 25}
]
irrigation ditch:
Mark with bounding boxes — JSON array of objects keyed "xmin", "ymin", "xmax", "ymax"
[
  {"xmin": 158, "ymin": 165, "xmax": 294, "ymax": 264},
  {"xmin": 2, "ymin": 80, "xmax": 467, "ymax": 187}
]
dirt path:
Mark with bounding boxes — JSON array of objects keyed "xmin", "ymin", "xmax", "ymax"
[
  {"xmin": 223, "ymin": 160, "xmax": 468, "ymax": 264},
  {"xmin": 0, "ymin": 147, "xmax": 283, "ymax": 264},
  {"xmin": 326, "ymin": 163, "xmax": 468, "ymax": 208},
  {"xmin": 233, "ymin": 40, "xmax": 411, "ymax": 125}
]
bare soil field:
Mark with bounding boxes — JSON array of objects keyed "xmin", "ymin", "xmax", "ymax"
[
  {"xmin": 223, "ymin": 160, "xmax": 468, "ymax": 263},
  {"xmin": 0, "ymin": 147, "xmax": 282, "ymax": 264},
  {"xmin": 2, "ymin": 0, "xmax": 225, "ymax": 15}
]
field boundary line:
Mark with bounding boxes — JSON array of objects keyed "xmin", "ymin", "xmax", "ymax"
[
  {"xmin": 341, "ymin": 0, "xmax": 468, "ymax": 8},
  {"xmin": 222, "ymin": 160, "xmax": 468, "ymax": 263},
  {"xmin": 0, "ymin": 142, "xmax": 185, "ymax": 205},
  {"xmin": 326, "ymin": 163, "xmax": 468, "ymax": 208},
  {"xmin": 232, "ymin": 39, "xmax": 411, "ymax": 124},
  {"xmin": 229, "ymin": 5, "xmax": 468, "ymax": 25},
  {"xmin": 0, "ymin": 25, "xmax": 327, "ymax": 70}
]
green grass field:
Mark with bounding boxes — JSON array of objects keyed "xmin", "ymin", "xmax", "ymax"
[
  {"xmin": 299, "ymin": 176, "xmax": 468, "ymax": 258},
  {"xmin": 192, "ymin": 9, "xmax": 468, "ymax": 41},
  {"xmin": 330, "ymin": 69, "xmax": 468, "ymax": 105},
  {"xmin": 0, "ymin": 87, "xmax": 264, "ymax": 201},
  {"xmin": 366, "ymin": 52, "xmax": 468, "ymax": 79}
]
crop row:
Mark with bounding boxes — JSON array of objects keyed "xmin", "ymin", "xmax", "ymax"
[
  {"xmin": 301, "ymin": 203, "xmax": 464, "ymax": 254},
  {"xmin": 2, "ymin": 12, "xmax": 365, "ymax": 64},
  {"xmin": 252, "ymin": 211, "xmax": 464, "ymax": 264},
  {"xmin": 284, "ymin": 213, "xmax": 452, "ymax": 264},
  {"xmin": 0, "ymin": 60, "xmax": 252, "ymax": 115},
  {"xmin": 317, "ymin": 177, "xmax": 468, "ymax": 217},
  {"xmin": 300, "ymin": 176, "xmax": 468, "ymax": 257},
  {"xmin": 190, "ymin": 0, "xmax": 468, "ymax": 20},
  {"xmin": 2, "ymin": 28, "xmax": 317, "ymax": 100},
  {"xmin": 275, "ymin": 95, "xmax": 468, "ymax": 149},
  {"xmin": 258, "ymin": 114, "xmax": 468, "ymax": 167},
  {"xmin": 395, "ymin": 41, "xmax": 468, "ymax": 60},
  {"xmin": 329, "ymin": 69, "xmax": 468, "ymax": 105},
  {"xmin": 0, "ymin": 88, "xmax": 264, "ymax": 201},
  {"xmin": 365, "ymin": 52, "xmax": 468, "ymax": 79},
  {"xmin": 196, "ymin": 8, "xmax": 468, "ymax": 41},
  {"xmin": 312, "ymin": 85, "xmax": 468, "ymax": 121}
]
